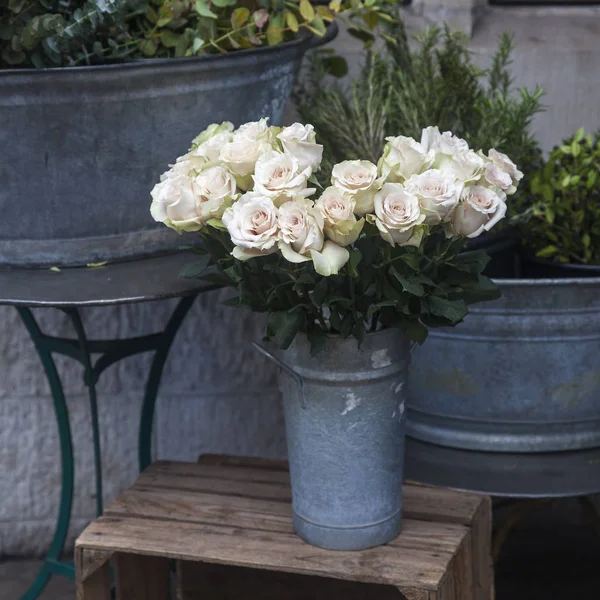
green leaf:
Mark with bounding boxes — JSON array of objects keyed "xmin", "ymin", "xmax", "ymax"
[
  {"xmin": 8, "ymin": 0, "xmax": 27, "ymax": 12},
  {"xmin": 347, "ymin": 27, "xmax": 375, "ymax": 45},
  {"xmin": 310, "ymin": 13, "xmax": 327, "ymax": 35},
  {"xmin": 231, "ymin": 7, "xmax": 250, "ymax": 28},
  {"xmin": 392, "ymin": 270, "xmax": 425, "ymax": 297},
  {"xmin": 139, "ymin": 39, "xmax": 157, "ymax": 56},
  {"xmin": 362, "ymin": 11, "xmax": 379, "ymax": 29},
  {"xmin": 285, "ymin": 10, "xmax": 299, "ymax": 33},
  {"xmin": 426, "ymin": 297, "xmax": 468, "ymax": 324},
  {"xmin": 536, "ymin": 245, "xmax": 558, "ymax": 258},
  {"xmin": 367, "ymin": 300, "xmax": 397, "ymax": 318},
  {"xmin": 160, "ymin": 30, "xmax": 180, "ymax": 48},
  {"xmin": 195, "ymin": 0, "xmax": 218, "ymax": 19},
  {"xmin": 348, "ymin": 248, "xmax": 362, "ymax": 276},
  {"xmin": 308, "ymin": 328, "xmax": 328, "ymax": 356},
  {"xmin": 157, "ymin": 5, "xmax": 173, "ymax": 26},
  {"xmin": 299, "ymin": 0, "xmax": 315, "ymax": 22},
  {"xmin": 353, "ymin": 321, "xmax": 366, "ymax": 347},
  {"xmin": 329, "ymin": 309, "xmax": 341, "ymax": 331},
  {"xmin": 339, "ymin": 313, "xmax": 354, "ymax": 338},
  {"xmin": 454, "ymin": 250, "xmax": 491, "ymax": 275},
  {"xmin": 402, "ymin": 319, "xmax": 428, "ymax": 345},
  {"xmin": 312, "ymin": 277, "xmax": 328, "ymax": 306},
  {"xmin": 266, "ymin": 17, "xmax": 283, "ymax": 45},
  {"xmin": 322, "ymin": 55, "xmax": 348, "ymax": 78},
  {"xmin": 268, "ymin": 310, "xmax": 302, "ymax": 349},
  {"xmin": 179, "ymin": 256, "xmax": 211, "ymax": 278}
]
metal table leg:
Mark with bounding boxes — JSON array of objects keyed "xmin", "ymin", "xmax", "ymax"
[
  {"xmin": 16, "ymin": 308, "xmax": 75, "ymax": 600},
  {"xmin": 14, "ymin": 295, "xmax": 197, "ymax": 600}
]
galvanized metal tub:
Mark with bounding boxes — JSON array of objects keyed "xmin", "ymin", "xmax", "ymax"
[
  {"xmin": 0, "ymin": 26, "xmax": 336, "ymax": 267},
  {"xmin": 407, "ymin": 277, "xmax": 600, "ymax": 453},
  {"xmin": 256, "ymin": 329, "xmax": 409, "ymax": 551}
]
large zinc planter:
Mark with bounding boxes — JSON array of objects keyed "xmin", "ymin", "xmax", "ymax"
[
  {"xmin": 407, "ymin": 277, "xmax": 600, "ymax": 454},
  {"xmin": 0, "ymin": 26, "xmax": 335, "ymax": 268},
  {"xmin": 257, "ymin": 329, "xmax": 410, "ymax": 551}
]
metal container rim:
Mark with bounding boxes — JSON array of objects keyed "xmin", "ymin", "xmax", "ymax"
[{"xmin": 493, "ymin": 276, "xmax": 600, "ymax": 287}]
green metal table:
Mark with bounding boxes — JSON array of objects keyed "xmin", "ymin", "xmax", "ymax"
[{"xmin": 0, "ymin": 252, "xmax": 218, "ymax": 600}]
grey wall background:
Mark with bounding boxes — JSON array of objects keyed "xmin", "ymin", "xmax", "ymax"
[{"xmin": 2, "ymin": 4, "xmax": 600, "ymax": 557}]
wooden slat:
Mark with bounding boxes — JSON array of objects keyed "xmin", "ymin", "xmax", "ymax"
[
  {"xmin": 452, "ymin": 534, "xmax": 474, "ymax": 600},
  {"xmin": 399, "ymin": 589, "xmax": 431, "ymax": 600},
  {"xmin": 78, "ymin": 515, "xmax": 452, "ymax": 589},
  {"xmin": 136, "ymin": 471, "xmax": 292, "ymax": 502},
  {"xmin": 177, "ymin": 561, "xmax": 406, "ymax": 600},
  {"xmin": 106, "ymin": 486, "xmax": 468, "ymax": 553},
  {"xmin": 435, "ymin": 570, "xmax": 456, "ymax": 600},
  {"xmin": 196, "ymin": 456, "xmax": 482, "ymax": 523},
  {"xmin": 75, "ymin": 548, "xmax": 112, "ymax": 600},
  {"xmin": 139, "ymin": 460, "xmax": 482, "ymax": 525},
  {"xmin": 199, "ymin": 454, "xmax": 289, "ymax": 471},
  {"xmin": 147, "ymin": 460, "xmax": 291, "ymax": 485},
  {"xmin": 114, "ymin": 553, "xmax": 170, "ymax": 600},
  {"xmin": 470, "ymin": 498, "xmax": 493, "ymax": 600}
]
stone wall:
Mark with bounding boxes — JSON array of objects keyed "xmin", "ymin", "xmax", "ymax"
[{"xmin": 2, "ymin": 3, "xmax": 600, "ymax": 556}]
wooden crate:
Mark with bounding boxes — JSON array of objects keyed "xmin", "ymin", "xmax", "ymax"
[{"xmin": 75, "ymin": 456, "xmax": 493, "ymax": 600}]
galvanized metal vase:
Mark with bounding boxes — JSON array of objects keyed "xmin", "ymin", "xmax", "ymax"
[
  {"xmin": 408, "ymin": 276, "xmax": 600, "ymax": 454},
  {"xmin": 0, "ymin": 25, "xmax": 336, "ymax": 268},
  {"xmin": 256, "ymin": 329, "xmax": 410, "ymax": 551}
]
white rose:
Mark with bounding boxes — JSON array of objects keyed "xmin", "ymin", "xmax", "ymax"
[
  {"xmin": 277, "ymin": 123, "xmax": 324, "ymax": 172},
  {"xmin": 189, "ymin": 130, "xmax": 234, "ymax": 163},
  {"xmin": 379, "ymin": 136, "xmax": 435, "ymax": 182},
  {"xmin": 437, "ymin": 149, "xmax": 484, "ymax": 182},
  {"xmin": 331, "ymin": 160, "xmax": 380, "ymax": 215},
  {"xmin": 253, "ymin": 150, "xmax": 314, "ymax": 206},
  {"xmin": 235, "ymin": 118, "xmax": 273, "ymax": 143},
  {"xmin": 449, "ymin": 185, "xmax": 507, "ymax": 238},
  {"xmin": 192, "ymin": 165, "xmax": 238, "ymax": 221},
  {"xmin": 489, "ymin": 148, "xmax": 524, "ymax": 182},
  {"xmin": 316, "ymin": 187, "xmax": 364, "ymax": 247},
  {"xmin": 310, "ymin": 240, "xmax": 350, "ymax": 277},
  {"xmin": 420, "ymin": 126, "xmax": 441, "ymax": 153},
  {"xmin": 405, "ymin": 169, "xmax": 463, "ymax": 224},
  {"xmin": 437, "ymin": 131, "xmax": 469, "ymax": 156},
  {"xmin": 222, "ymin": 192, "xmax": 279, "ymax": 260},
  {"xmin": 220, "ymin": 139, "xmax": 270, "ymax": 181},
  {"xmin": 372, "ymin": 183, "xmax": 426, "ymax": 247},
  {"xmin": 484, "ymin": 162, "xmax": 514, "ymax": 193},
  {"xmin": 150, "ymin": 173, "xmax": 202, "ymax": 233},
  {"xmin": 167, "ymin": 156, "xmax": 205, "ymax": 179},
  {"xmin": 190, "ymin": 121, "xmax": 234, "ymax": 149},
  {"xmin": 278, "ymin": 199, "xmax": 324, "ymax": 263}
]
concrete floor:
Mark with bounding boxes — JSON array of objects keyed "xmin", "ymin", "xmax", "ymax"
[{"xmin": 2, "ymin": 499, "xmax": 600, "ymax": 599}]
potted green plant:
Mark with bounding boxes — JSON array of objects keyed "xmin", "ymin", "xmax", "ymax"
[
  {"xmin": 0, "ymin": 0, "xmax": 385, "ymax": 267},
  {"xmin": 406, "ymin": 126, "xmax": 600, "ymax": 496},
  {"xmin": 294, "ymin": 19, "xmax": 544, "ymax": 277},
  {"xmin": 517, "ymin": 127, "xmax": 600, "ymax": 277},
  {"xmin": 150, "ymin": 117, "xmax": 521, "ymax": 550}
]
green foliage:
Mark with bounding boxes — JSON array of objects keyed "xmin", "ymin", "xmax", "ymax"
[
  {"xmin": 517, "ymin": 128, "xmax": 600, "ymax": 265},
  {"xmin": 294, "ymin": 16, "xmax": 545, "ymax": 198},
  {"xmin": 1, "ymin": 0, "xmax": 394, "ymax": 68},
  {"xmin": 187, "ymin": 224, "xmax": 499, "ymax": 352}
]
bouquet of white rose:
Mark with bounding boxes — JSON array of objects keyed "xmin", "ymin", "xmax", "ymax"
[{"xmin": 150, "ymin": 119, "xmax": 522, "ymax": 353}]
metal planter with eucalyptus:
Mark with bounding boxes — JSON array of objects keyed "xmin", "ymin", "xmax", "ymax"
[
  {"xmin": 407, "ymin": 277, "xmax": 600, "ymax": 493},
  {"xmin": 257, "ymin": 330, "xmax": 410, "ymax": 550},
  {"xmin": 0, "ymin": 27, "xmax": 335, "ymax": 268}
]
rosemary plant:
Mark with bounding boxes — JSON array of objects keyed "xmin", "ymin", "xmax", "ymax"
[{"xmin": 295, "ymin": 16, "xmax": 545, "ymax": 196}]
